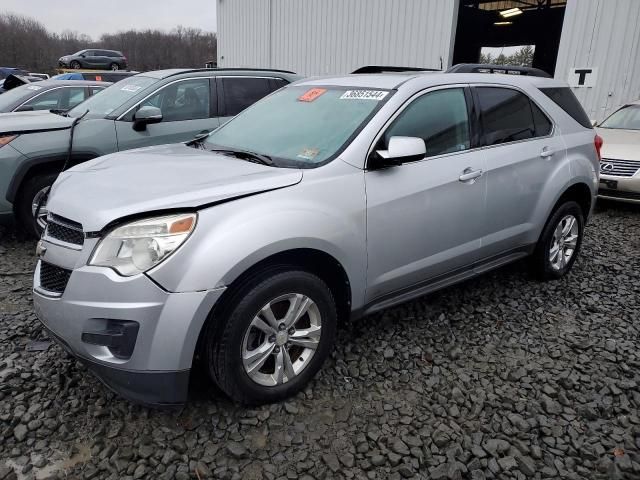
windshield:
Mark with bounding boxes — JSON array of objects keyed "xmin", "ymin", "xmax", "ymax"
[
  {"xmin": 0, "ymin": 83, "xmax": 42, "ymax": 111},
  {"xmin": 67, "ymin": 75, "xmax": 158, "ymax": 119},
  {"xmin": 204, "ymin": 85, "xmax": 391, "ymax": 167},
  {"xmin": 599, "ymin": 105, "xmax": 640, "ymax": 130}
]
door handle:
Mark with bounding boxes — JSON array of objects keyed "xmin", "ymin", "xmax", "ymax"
[
  {"xmin": 459, "ymin": 168, "xmax": 483, "ymax": 183},
  {"xmin": 540, "ymin": 147, "xmax": 555, "ymax": 159}
]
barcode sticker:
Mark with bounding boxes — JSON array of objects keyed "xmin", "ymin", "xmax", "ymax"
[{"xmin": 340, "ymin": 90, "xmax": 388, "ymax": 100}]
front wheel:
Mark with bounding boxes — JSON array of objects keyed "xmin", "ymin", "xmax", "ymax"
[
  {"xmin": 70, "ymin": 60, "xmax": 81, "ymax": 69},
  {"xmin": 205, "ymin": 270, "xmax": 337, "ymax": 404},
  {"xmin": 15, "ymin": 173, "xmax": 57, "ymax": 238},
  {"xmin": 530, "ymin": 201, "xmax": 584, "ymax": 280}
]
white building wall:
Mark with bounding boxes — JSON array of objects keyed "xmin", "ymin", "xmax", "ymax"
[
  {"xmin": 217, "ymin": 0, "xmax": 640, "ymax": 119},
  {"xmin": 556, "ymin": 0, "xmax": 640, "ymax": 121},
  {"xmin": 216, "ymin": 0, "xmax": 458, "ymax": 75}
]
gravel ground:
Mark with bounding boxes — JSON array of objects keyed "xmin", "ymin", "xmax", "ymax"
[{"xmin": 1, "ymin": 201, "xmax": 639, "ymax": 480}]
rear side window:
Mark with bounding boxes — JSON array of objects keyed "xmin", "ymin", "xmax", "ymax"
[
  {"xmin": 222, "ymin": 77, "xmax": 271, "ymax": 116},
  {"xmin": 476, "ymin": 87, "xmax": 539, "ymax": 146},
  {"xmin": 531, "ymin": 102, "xmax": 553, "ymax": 137},
  {"xmin": 540, "ymin": 87, "xmax": 592, "ymax": 128}
]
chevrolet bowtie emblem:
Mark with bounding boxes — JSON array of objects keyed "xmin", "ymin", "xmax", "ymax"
[{"xmin": 36, "ymin": 241, "xmax": 47, "ymax": 259}]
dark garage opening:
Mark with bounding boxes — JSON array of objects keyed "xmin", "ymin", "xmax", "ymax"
[{"xmin": 453, "ymin": 0, "xmax": 567, "ymax": 76}]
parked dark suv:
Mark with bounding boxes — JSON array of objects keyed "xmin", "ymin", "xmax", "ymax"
[{"xmin": 59, "ymin": 49, "xmax": 128, "ymax": 71}]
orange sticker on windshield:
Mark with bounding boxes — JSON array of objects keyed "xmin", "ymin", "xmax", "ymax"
[{"xmin": 298, "ymin": 88, "xmax": 326, "ymax": 102}]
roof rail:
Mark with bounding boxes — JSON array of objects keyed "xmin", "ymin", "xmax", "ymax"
[
  {"xmin": 446, "ymin": 63, "xmax": 551, "ymax": 78},
  {"xmin": 168, "ymin": 67, "xmax": 297, "ymax": 76},
  {"xmin": 352, "ymin": 65, "xmax": 441, "ymax": 74}
]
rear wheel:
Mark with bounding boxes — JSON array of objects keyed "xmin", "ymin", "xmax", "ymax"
[
  {"xmin": 70, "ymin": 60, "xmax": 81, "ymax": 69},
  {"xmin": 109, "ymin": 63, "xmax": 119, "ymax": 71},
  {"xmin": 205, "ymin": 270, "xmax": 337, "ymax": 404},
  {"xmin": 530, "ymin": 201, "xmax": 584, "ymax": 280},
  {"xmin": 15, "ymin": 173, "xmax": 57, "ymax": 238}
]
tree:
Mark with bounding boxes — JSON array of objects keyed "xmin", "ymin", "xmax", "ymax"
[{"xmin": 0, "ymin": 12, "xmax": 217, "ymax": 73}]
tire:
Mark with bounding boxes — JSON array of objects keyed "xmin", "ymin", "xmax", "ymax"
[
  {"xmin": 70, "ymin": 60, "xmax": 81, "ymax": 69},
  {"xmin": 15, "ymin": 173, "xmax": 58, "ymax": 238},
  {"xmin": 110, "ymin": 63, "xmax": 119, "ymax": 71},
  {"xmin": 530, "ymin": 201, "xmax": 584, "ymax": 280},
  {"xmin": 205, "ymin": 269, "xmax": 337, "ymax": 404}
]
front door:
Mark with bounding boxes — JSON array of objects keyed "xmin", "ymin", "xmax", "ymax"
[
  {"xmin": 115, "ymin": 77, "xmax": 219, "ymax": 151},
  {"xmin": 365, "ymin": 86, "xmax": 487, "ymax": 301}
]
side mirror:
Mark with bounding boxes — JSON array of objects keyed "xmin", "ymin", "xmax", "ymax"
[
  {"xmin": 15, "ymin": 105, "xmax": 34, "ymax": 112},
  {"xmin": 371, "ymin": 136, "xmax": 426, "ymax": 168},
  {"xmin": 133, "ymin": 106, "xmax": 163, "ymax": 131},
  {"xmin": 80, "ymin": 53, "xmax": 86, "ymax": 58}
]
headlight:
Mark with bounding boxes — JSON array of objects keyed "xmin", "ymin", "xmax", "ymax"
[
  {"xmin": 89, "ymin": 213, "xmax": 196, "ymax": 276},
  {"xmin": 0, "ymin": 135, "xmax": 17, "ymax": 148}
]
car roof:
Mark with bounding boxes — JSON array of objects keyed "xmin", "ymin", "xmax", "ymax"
[
  {"xmin": 32, "ymin": 79, "xmax": 112, "ymax": 88},
  {"xmin": 297, "ymin": 72, "xmax": 568, "ymax": 90},
  {"xmin": 139, "ymin": 68, "xmax": 301, "ymax": 81}
]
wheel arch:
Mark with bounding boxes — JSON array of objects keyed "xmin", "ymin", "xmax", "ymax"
[
  {"xmin": 191, "ymin": 247, "xmax": 353, "ymax": 367},
  {"xmin": 548, "ymin": 181, "xmax": 593, "ymax": 223},
  {"xmin": 8, "ymin": 152, "xmax": 100, "ymax": 204}
]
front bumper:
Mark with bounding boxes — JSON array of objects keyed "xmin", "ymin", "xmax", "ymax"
[
  {"xmin": 598, "ymin": 173, "xmax": 640, "ymax": 204},
  {"xmin": 33, "ymin": 241, "xmax": 225, "ymax": 405}
]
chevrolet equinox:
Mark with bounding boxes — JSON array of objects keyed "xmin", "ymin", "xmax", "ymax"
[{"xmin": 33, "ymin": 71, "xmax": 601, "ymax": 406}]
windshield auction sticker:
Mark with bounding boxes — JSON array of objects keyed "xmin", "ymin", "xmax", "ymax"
[
  {"xmin": 340, "ymin": 90, "xmax": 389, "ymax": 100},
  {"xmin": 298, "ymin": 88, "xmax": 327, "ymax": 102}
]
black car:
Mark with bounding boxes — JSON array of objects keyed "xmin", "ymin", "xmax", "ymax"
[
  {"xmin": 58, "ymin": 49, "xmax": 128, "ymax": 71},
  {"xmin": 0, "ymin": 79, "xmax": 110, "ymax": 113}
]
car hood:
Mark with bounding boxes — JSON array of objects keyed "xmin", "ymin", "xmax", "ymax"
[
  {"xmin": 0, "ymin": 110, "xmax": 73, "ymax": 134},
  {"xmin": 48, "ymin": 143, "xmax": 303, "ymax": 232},
  {"xmin": 596, "ymin": 128, "xmax": 640, "ymax": 161}
]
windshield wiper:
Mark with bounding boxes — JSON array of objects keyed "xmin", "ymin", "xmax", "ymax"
[
  {"xmin": 208, "ymin": 148, "xmax": 275, "ymax": 166},
  {"xmin": 50, "ymin": 109, "xmax": 69, "ymax": 117}
]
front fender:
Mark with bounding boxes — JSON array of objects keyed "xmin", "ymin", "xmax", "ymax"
[{"xmin": 149, "ymin": 163, "xmax": 368, "ymax": 310}]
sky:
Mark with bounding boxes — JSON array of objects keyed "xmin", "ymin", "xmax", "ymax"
[
  {"xmin": 2, "ymin": 0, "xmax": 217, "ymax": 37},
  {"xmin": 481, "ymin": 46, "xmax": 533, "ymax": 58}
]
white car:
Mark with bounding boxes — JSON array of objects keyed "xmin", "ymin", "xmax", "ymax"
[{"xmin": 596, "ymin": 100, "xmax": 640, "ymax": 203}]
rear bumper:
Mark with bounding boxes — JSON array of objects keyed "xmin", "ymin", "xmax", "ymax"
[
  {"xmin": 598, "ymin": 173, "xmax": 640, "ymax": 204},
  {"xmin": 33, "ymin": 252, "xmax": 225, "ymax": 405}
]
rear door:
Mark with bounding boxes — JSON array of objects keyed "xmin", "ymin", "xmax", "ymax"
[
  {"xmin": 115, "ymin": 77, "xmax": 220, "ymax": 151},
  {"xmin": 216, "ymin": 76, "xmax": 284, "ymax": 124},
  {"xmin": 472, "ymin": 85, "xmax": 565, "ymax": 260}
]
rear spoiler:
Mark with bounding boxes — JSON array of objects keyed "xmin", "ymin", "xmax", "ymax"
[
  {"xmin": 352, "ymin": 65, "xmax": 441, "ymax": 74},
  {"xmin": 446, "ymin": 63, "xmax": 551, "ymax": 78}
]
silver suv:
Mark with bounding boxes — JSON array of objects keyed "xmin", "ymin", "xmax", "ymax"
[{"xmin": 33, "ymin": 71, "xmax": 600, "ymax": 406}]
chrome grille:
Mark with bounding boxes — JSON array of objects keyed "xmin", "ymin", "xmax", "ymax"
[
  {"xmin": 46, "ymin": 213, "xmax": 84, "ymax": 246},
  {"xmin": 600, "ymin": 158, "xmax": 640, "ymax": 177},
  {"xmin": 599, "ymin": 189, "xmax": 640, "ymax": 201},
  {"xmin": 39, "ymin": 262, "xmax": 72, "ymax": 294}
]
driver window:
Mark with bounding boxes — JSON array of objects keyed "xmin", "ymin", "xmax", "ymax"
[
  {"xmin": 383, "ymin": 88, "xmax": 470, "ymax": 158},
  {"xmin": 139, "ymin": 78, "xmax": 210, "ymax": 122}
]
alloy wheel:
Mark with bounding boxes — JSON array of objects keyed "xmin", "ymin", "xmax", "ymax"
[
  {"xmin": 242, "ymin": 293, "xmax": 322, "ymax": 386},
  {"xmin": 549, "ymin": 214, "xmax": 579, "ymax": 271},
  {"xmin": 31, "ymin": 187, "xmax": 49, "ymax": 231}
]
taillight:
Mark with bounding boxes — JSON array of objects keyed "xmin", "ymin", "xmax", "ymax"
[
  {"xmin": 0, "ymin": 135, "xmax": 17, "ymax": 148},
  {"xmin": 594, "ymin": 134, "xmax": 603, "ymax": 161}
]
